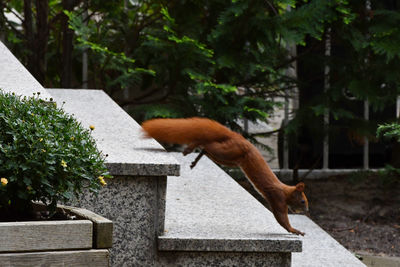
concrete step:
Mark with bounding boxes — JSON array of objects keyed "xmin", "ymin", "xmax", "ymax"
[
  {"xmin": 160, "ymin": 152, "xmax": 366, "ymax": 267},
  {"xmin": 48, "ymin": 89, "xmax": 179, "ymax": 177},
  {"xmin": 158, "ymin": 153, "xmax": 301, "ymax": 266},
  {"xmin": 289, "ymin": 215, "xmax": 365, "ymax": 266}
]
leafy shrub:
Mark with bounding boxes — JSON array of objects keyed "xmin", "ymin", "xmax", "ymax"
[
  {"xmin": 377, "ymin": 123, "xmax": 400, "ymax": 142},
  {"xmin": 0, "ymin": 90, "xmax": 110, "ymax": 220}
]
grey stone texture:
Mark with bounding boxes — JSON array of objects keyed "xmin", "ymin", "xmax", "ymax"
[
  {"xmin": 0, "ymin": 41, "xmax": 51, "ymax": 100},
  {"xmin": 289, "ymin": 215, "xmax": 366, "ymax": 267},
  {"xmin": 47, "ymin": 88, "xmax": 179, "ymax": 177},
  {"xmin": 157, "ymin": 251, "xmax": 291, "ymax": 267},
  {"xmin": 69, "ymin": 175, "xmax": 167, "ymax": 266}
]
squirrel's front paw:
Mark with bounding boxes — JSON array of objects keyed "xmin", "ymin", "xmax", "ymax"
[{"xmin": 289, "ymin": 228, "xmax": 305, "ymax": 236}]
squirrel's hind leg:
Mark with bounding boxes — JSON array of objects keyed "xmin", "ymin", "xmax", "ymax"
[
  {"xmin": 183, "ymin": 142, "xmax": 200, "ymax": 155},
  {"xmin": 190, "ymin": 150, "xmax": 205, "ymax": 169}
]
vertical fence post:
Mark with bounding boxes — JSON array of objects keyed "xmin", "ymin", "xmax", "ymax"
[
  {"xmin": 363, "ymin": 100, "xmax": 369, "ymax": 169},
  {"xmin": 363, "ymin": 0, "xmax": 371, "ymax": 170},
  {"xmin": 323, "ymin": 29, "xmax": 331, "ymax": 170},
  {"xmin": 397, "ymin": 96, "xmax": 400, "ymax": 118},
  {"xmin": 283, "ymin": 92, "xmax": 289, "ymax": 170}
]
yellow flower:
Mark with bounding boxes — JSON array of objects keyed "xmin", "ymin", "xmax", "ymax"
[
  {"xmin": 61, "ymin": 160, "xmax": 67, "ymax": 168},
  {"xmin": 39, "ymin": 138, "xmax": 43, "ymax": 142},
  {"xmin": 89, "ymin": 125, "xmax": 95, "ymax": 131},
  {"xmin": 98, "ymin": 176, "xmax": 107, "ymax": 186},
  {"xmin": 1, "ymin": 178, "xmax": 8, "ymax": 186},
  {"xmin": 70, "ymin": 136, "xmax": 75, "ymax": 141}
]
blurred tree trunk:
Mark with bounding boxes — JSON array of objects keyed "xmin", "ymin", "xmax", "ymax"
[
  {"xmin": 35, "ymin": 0, "xmax": 49, "ymax": 84},
  {"xmin": 23, "ymin": 0, "xmax": 34, "ymax": 76},
  {"xmin": 61, "ymin": 0, "xmax": 75, "ymax": 88},
  {"xmin": 23, "ymin": 0, "xmax": 49, "ymax": 85}
]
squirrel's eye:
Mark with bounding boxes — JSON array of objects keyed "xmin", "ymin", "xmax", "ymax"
[{"xmin": 301, "ymin": 199, "xmax": 305, "ymax": 204}]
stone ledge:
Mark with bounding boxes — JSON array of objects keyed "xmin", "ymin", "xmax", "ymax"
[
  {"xmin": 158, "ymin": 236, "xmax": 301, "ymax": 252},
  {"xmin": 157, "ymin": 251, "xmax": 291, "ymax": 267},
  {"xmin": 159, "ymin": 153, "xmax": 301, "ymax": 253},
  {"xmin": 289, "ymin": 214, "xmax": 366, "ymax": 267},
  {"xmin": 47, "ymin": 89, "xmax": 180, "ymax": 177},
  {"xmin": 0, "ymin": 41, "xmax": 51, "ymax": 100}
]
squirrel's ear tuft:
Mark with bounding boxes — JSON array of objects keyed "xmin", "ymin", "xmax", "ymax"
[{"xmin": 295, "ymin": 182, "xmax": 305, "ymax": 192}]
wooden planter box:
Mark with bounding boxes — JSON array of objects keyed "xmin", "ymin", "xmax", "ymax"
[{"xmin": 0, "ymin": 204, "xmax": 113, "ymax": 267}]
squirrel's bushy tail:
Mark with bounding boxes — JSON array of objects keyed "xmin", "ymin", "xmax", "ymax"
[{"xmin": 141, "ymin": 117, "xmax": 233, "ymax": 145}]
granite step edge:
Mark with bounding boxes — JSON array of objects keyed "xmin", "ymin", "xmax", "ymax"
[{"xmin": 158, "ymin": 234, "xmax": 302, "ymax": 253}]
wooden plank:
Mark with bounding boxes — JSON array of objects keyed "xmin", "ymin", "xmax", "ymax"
[
  {"xmin": 0, "ymin": 220, "xmax": 92, "ymax": 252},
  {"xmin": 58, "ymin": 204, "xmax": 113, "ymax": 249},
  {"xmin": 0, "ymin": 249, "xmax": 109, "ymax": 267}
]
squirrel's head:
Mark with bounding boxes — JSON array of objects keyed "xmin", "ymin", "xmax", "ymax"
[{"xmin": 286, "ymin": 182, "xmax": 309, "ymax": 213}]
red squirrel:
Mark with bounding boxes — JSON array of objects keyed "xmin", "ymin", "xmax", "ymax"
[{"xmin": 141, "ymin": 117, "xmax": 308, "ymax": 235}]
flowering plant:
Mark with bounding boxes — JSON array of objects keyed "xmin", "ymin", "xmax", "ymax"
[{"xmin": 0, "ymin": 90, "xmax": 110, "ymax": 220}]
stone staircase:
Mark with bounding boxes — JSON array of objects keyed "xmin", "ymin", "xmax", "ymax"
[
  {"xmin": 158, "ymin": 153, "xmax": 300, "ymax": 266},
  {"xmin": 159, "ymin": 153, "xmax": 366, "ymax": 267},
  {"xmin": 0, "ymin": 40, "xmax": 366, "ymax": 266}
]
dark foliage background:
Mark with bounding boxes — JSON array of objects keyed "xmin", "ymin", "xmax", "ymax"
[{"xmin": 1, "ymin": 0, "xmax": 400, "ymax": 165}]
